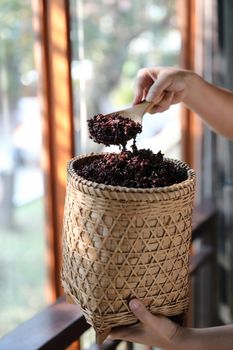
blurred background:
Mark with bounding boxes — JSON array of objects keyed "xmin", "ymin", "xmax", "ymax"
[
  {"xmin": 0, "ymin": 0, "xmax": 46, "ymax": 336},
  {"xmin": 0, "ymin": 0, "xmax": 181, "ymax": 337},
  {"xmin": 0, "ymin": 0, "xmax": 233, "ymax": 349}
]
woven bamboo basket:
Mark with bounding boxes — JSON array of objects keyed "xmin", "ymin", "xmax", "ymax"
[{"xmin": 61, "ymin": 153, "xmax": 196, "ymax": 344}]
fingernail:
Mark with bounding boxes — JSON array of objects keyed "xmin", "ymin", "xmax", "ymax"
[{"xmin": 129, "ymin": 299, "xmax": 140, "ymax": 311}]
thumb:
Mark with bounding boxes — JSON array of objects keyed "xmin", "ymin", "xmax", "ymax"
[
  {"xmin": 129, "ymin": 299, "xmax": 154, "ymax": 324},
  {"xmin": 146, "ymin": 74, "xmax": 171, "ymax": 103}
]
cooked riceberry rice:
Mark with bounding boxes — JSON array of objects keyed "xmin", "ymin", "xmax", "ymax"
[
  {"xmin": 87, "ymin": 113, "xmax": 142, "ymax": 150},
  {"xmin": 79, "ymin": 112, "xmax": 188, "ymax": 188},
  {"xmin": 75, "ymin": 149, "xmax": 188, "ymax": 188}
]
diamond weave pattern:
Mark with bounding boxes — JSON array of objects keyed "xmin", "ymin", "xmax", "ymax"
[{"xmin": 61, "ymin": 154, "xmax": 196, "ymax": 342}]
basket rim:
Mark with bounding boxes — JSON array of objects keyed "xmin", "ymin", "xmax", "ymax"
[{"xmin": 67, "ymin": 153, "xmax": 195, "ymax": 194}]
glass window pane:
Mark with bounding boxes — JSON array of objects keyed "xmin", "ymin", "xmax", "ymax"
[
  {"xmin": 70, "ymin": 0, "xmax": 182, "ymax": 160},
  {"xmin": 0, "ymin": 0, "xmax": 47, "ymax": 336}
]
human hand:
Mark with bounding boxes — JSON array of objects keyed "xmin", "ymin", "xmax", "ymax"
[
  {"xmin": 109, "ymin": 299, "xmax": 185, "ymax": 350},
  {"xmin": 133, "ymin": 67, "xmax": 195, "ymax": 113}
]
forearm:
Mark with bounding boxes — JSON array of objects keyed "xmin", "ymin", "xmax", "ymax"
[
  {"xmin": 179, "ymin": 325, "xmax": 233, "ymax": 350},
  {"xmin": 183, "ymin": 72, "xmax": 233, "ymax": 139}
]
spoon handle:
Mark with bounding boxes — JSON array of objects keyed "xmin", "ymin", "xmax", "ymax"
[
  {"xmin": 129, "ymin": 100, "xmax": 154, "ymax": 118},
  {"xmin": 112, "ymin": 101, "xmax": 154, "ymax": 122}
]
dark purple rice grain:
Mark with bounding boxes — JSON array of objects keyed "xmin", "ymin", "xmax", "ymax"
[
  {"xmin": 79, "ymin": 113, "xmax": 188, "ymax": 188},
  {"xmin": 75, "ymin": 150, "xmax": 188, "ymax": 188},
  {"xmin": 87, "ymin": 113, "xmax": 142, "ymax": 150}
]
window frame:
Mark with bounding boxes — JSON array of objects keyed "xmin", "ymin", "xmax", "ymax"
[{"xmin": 33, "ymin": 0, "xmax": 75, "ymax": 299}]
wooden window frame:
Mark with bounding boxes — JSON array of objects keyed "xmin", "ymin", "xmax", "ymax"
[
  {"xmin": 177, "ymin": 0, "xmax": 204, "ymax": 176},
  {"xmin": 33, "ymin": 0, "xmax": 75, "ymax": 300}
]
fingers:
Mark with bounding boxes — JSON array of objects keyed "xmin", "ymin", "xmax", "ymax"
[
  {"xmin": 133, "ymin": 86, "xmax": 144, "ymax": 105},
  {"xmin": 133, "ymin": 68, "xmax": 174, "ymax": 109},
  {"xmin": 146, "ymin": 73, "xmax": 172, "ymax": 103},
  {"xmin": 133, "ymin": 68, "xmax": 155, "ymax": 105},
  {"xmin": 109, "ymin": 299, "xmax": 154, "ymax": 341},
  {"xmin": 109, "ymin": 298, "xmax": 182, "ymax": 349},
  {"xmin": 109, "ymin": 323, "xmax": 141, "ymax": 341},
  {"xmin": 129, "ymin": 299, "xmax": 155, "ymax": 324},
  {"xmin": 156, "ymin": 91, "xmax": 174, "ymax": 112},
  {"xmin": 147, "ymin": 91, "xmax": 174, "ymax": 114},
  {"xmin": 133, "ymin": 84, "xmax": 146, "ymax": 105}
]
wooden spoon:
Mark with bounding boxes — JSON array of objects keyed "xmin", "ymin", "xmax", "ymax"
[{"xmin": 104, "ymin": 99, "xmax": 162, "ymax": 123}]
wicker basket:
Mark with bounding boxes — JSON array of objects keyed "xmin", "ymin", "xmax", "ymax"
[{"xmin": 61, "ymin": 153, "xmax": 196, "ymax": 344}]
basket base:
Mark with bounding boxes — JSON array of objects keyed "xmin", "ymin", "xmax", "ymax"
[
  {"xmin": 96, "ymin": 328, "xmax": 111, "ymax": 345},
  {"xmin": 66, "ymin": 294, "xmax": 110, "ymax": 344}
]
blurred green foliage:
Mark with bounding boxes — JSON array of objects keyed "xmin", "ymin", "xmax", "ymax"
[
  {"xmin": 0, "ymin": 199, "xmax": 46, "ymax": 336},
  {"xmin": 71, "ymin": 0, "xmax": 180, "ymax": 117},
  {"xmin": 0, "ymin": 0, "xmax": 34, "ymax": 111}
]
